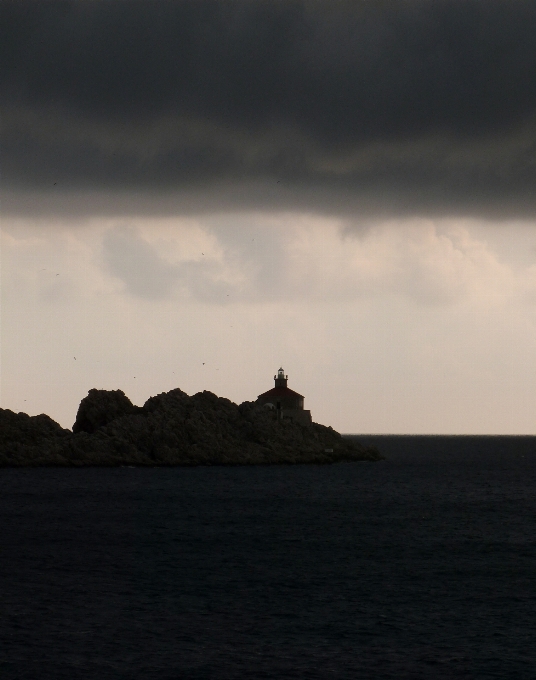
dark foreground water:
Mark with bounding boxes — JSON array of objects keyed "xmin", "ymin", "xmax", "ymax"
[{"xmin": 1, "ymin": 436, "xmax": 536, "ymax": 679}]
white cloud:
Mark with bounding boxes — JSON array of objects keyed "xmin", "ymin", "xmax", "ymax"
[
  {"xmin": 2, "ymin": 214, "xmax": 536, "ymax": 433},
  {"xmin": 94, "ymin": 215, "xmax": 515, "ymax": 308}
]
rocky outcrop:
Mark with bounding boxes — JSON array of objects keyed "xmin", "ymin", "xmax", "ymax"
[
  {"xmin": 72, "ymin": 388, "xmax": 142, "ymax": 433},
  {"xmin": 0, "ymin": 388, "xmax": 382, "ymax": 467},
  {"xmin": 0, "ymin": 409, "xmax": 72, "ymax": 466}
]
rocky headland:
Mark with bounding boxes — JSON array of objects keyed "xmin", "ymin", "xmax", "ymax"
[{"xmin": 0, "ymin": 388, "xmax": 382, "ymax": 466}]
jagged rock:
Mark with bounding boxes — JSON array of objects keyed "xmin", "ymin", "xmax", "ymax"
[
  {"xmin": 0, "ymin": 388, "xmax": 382, "ymax": 466},
  {"xmin": 0, "ymin": 409, "xmax": 72, "ymax": 466},
  {"xmin": 72, "ymin": 388, "xmax": 142, "ymax": 433}
]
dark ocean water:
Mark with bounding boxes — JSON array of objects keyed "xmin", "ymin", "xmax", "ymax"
[{"xmin": 1, "ymin": 436, "xmax": 535, "ymax": 679}]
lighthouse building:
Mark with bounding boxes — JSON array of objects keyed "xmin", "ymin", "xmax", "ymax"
[{"xmin": 256, "ymin": 368, "xmax": 312, "ymax": 426}]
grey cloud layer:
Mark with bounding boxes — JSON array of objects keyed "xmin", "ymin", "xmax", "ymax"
[
  {"xmin": 3, "ymin": 1, "xmax": 536, "ymax": 216},
  {"xmin": 102, "ymin": 223, "xmax": 287, "ymax": 302}
]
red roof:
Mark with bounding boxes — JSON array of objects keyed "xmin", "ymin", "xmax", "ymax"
[{"xmin": 257, "ymin": 386, "xmax": 304, "ymax": 400}]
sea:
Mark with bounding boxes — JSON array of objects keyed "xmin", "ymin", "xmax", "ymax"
[{"xmin": 1, "ymin": 435, "xmax": 535, "ymax": 679}]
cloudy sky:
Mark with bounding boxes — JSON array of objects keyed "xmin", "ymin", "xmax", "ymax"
[{"xmin": 2, "ymin": 0, "xmax": 536, "ymax": 433}]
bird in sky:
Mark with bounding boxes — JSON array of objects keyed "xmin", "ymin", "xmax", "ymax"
[{"xmin": 74, "ymin": 357, "xmax": 76, "ymax": 360}]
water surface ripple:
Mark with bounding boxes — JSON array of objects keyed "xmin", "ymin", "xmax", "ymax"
[{"xmin": 1, "ymin": 436, "xmax": 535, "ymax": 679}]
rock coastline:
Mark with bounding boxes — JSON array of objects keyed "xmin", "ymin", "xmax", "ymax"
[{"xmin": 0, "ymin": 388, "xmax": 382, "ymax": 467}]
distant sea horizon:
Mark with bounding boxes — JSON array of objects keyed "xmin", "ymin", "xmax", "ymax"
[
  {"xmin": 344, "ymin": 433, "xmax": 536, "ymax": 463},
  {"xmin": 344, "ymin": 433, "xmax": 536, "ymax": 440}
]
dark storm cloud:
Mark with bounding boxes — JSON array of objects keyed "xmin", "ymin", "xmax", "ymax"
[{"xmin": 3, "ymin": 0, "xmax": 536, "ymax": 217}]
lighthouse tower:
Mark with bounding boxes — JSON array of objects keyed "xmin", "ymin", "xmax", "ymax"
[
  {"xmin": 274, "ymin": 367, "xmax": 288, "ymax": 387},
  {"xmin": 256, "ymin": 368, "xmax": 312, "ymax": 425}
]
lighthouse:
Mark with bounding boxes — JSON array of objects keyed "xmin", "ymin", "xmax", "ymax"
[{"xmin": 256, "ymin": 368, "xmax": 312, "ymax": 425}]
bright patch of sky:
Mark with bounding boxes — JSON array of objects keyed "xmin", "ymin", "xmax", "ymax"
[{"xmin": 2, "ymin": 215, "xmax": 536, "ymax": 433}]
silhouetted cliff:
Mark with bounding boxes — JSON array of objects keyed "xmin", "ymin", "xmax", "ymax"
[{"xmin": 0, "ymin": 388, "xmax": 382, "ymax": 466}]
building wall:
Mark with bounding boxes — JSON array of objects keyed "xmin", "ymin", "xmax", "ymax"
[
  {"xmin": 258, "ymin": 394, "xmax": 303, "ymax": 410},
  {"xmin": 282, "ymin": 409, "xmax": 312, "ymax": 426}
]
